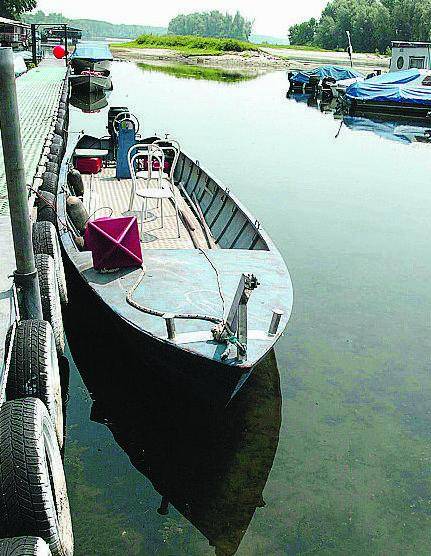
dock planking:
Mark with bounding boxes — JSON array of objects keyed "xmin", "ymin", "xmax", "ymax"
[{"xmin": 0, "ymin": 58, "xmax": 66, "ymax": 391}]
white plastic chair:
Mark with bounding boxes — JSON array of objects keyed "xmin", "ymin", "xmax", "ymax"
[{"xmin": 128, "ymin": 144, "xmax": 181, "ymax": 238}]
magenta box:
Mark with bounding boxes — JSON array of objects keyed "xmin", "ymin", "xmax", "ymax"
[{"xmin": 84, "ymin": 216, "xmax": 143, "ymax": 270}]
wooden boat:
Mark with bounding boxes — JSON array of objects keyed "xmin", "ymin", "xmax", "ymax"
[
  {"xmin": 69, "ymin": 72, "xmax": 112, "ymax": 94},
  {"xmin": 57, "ymin": 109, "xmax": 293, "ymax": 406},
  {"xmin": 70, "ymin": 42, "xmax": 113, "ymax": 75}
]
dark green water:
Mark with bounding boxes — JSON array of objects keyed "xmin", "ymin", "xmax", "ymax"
[{"xmin": 65, "ymin": 62, "xmax": 431, "ymax": 555}]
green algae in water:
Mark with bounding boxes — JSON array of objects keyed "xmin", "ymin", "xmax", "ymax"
[{"xmin": 138, "ymin": 62, "xmax": 259, "ymax": 83}]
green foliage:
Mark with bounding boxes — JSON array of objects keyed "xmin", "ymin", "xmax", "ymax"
[
  {"xmin": 23, "ymin": 10, "xmax": 166, "ymax": 39},
  {"xmin": 289, "ymin": 18, "xmax": 318, "ymax": 46},
  {"xmin": 0, "ymin": 0, "xmax": 36, "ymax": 20},
  {"xmin": 289, "ymin": 0, "xmax": 431, "ymax": 54},
  {"xmin": 168, "ymin": 10, "xmax": 253, "ymax": 41},
  {"xmin": 118, "ymin": 34, "xmax": 259, "ymax": 56}
]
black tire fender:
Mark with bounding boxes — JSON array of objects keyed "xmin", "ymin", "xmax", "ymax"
[
  {"xmin": 5, "ymin": 320, "xmax": 64, "ymax": 447},
  {"xmin": 41, "ymin": 172, "xmax": 58, "ymax": 196},
  {"xmin": 45, "ymin": 161, "xmax": 59, "ymax": 174},
  {"xmin": 0, "ymin": 398, "xmax": 73, "ymax": 556},
  {"xmin": 35, "ymin": 254, "xmax": 65, "ymax": 355},
  {"xmin": 0, "ymin": 536, "xmax": 52, "ymax": 555},
  {"xmin": 37, "ymin": 191, "xmax": 57, "ymax": 228},
  {"xmin": 32, "ymin": 221, "xmax": 68, "ymax": 305}
]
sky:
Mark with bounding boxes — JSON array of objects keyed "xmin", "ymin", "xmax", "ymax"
[{"xmin": 34, "ymin": 0, "xmax": 328, "ymax": 37}]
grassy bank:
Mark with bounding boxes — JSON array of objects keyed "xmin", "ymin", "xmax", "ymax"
[{"xmin": 112, "ymin": 34, "xmax": 259, "ymax": 56}]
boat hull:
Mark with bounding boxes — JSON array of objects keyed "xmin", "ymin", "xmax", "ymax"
[
  {"xmin": 69, "ymin": 74, "xmax": 112, "ymax": 94},
  {"xmin": 349, "ymin": 98, "xmax": 431, "ymax": 119},
  {"xmin": 71, "ymin": 58, "xmax": 111, "ymax": 74},
  {"xmin": 63, "ymin": 251, "xmax": 254, "ymax": 409}
]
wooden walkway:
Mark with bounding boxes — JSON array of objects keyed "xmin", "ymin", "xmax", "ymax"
[{"xmin": 0, "ymin": 58, "xmax": 66, "ymax": 388}]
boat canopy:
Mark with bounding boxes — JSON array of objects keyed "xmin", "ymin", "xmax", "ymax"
[
  {"xmin": 346, "ymin": 69, "xmax": 431, "ymax": 105},
  {"xmin": 291, "ymin": 65, "xmax": 363, "ymax": 85},
  {"xmin": 71, "ymin": 42, "xmax": 113, "ymax": 61}
]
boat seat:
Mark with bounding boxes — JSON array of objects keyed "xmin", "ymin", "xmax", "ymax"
[
  {"xmin": 136, "ymin": 170, "xmax": 169, "ymax": 179},
  {"xmin": 75, "ymin": 148, "xmax": 109, "ymax": 158},
  {"xmin": 136, "ymin": 179, "xmax": 174, "ymax": 199}
]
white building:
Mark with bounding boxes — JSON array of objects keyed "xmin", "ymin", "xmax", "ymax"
[{"xmin": 390, "ymin": 41, "xmax": 431, "ymax": 72}]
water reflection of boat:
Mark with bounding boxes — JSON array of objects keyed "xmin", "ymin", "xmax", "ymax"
[
  {"xmin": 65, "ymin": 298, "xmax": 281, "ymax": 555},
  {"xmin": 69, "ymin": 90, "xmax": 109, "ymax": 112},
  {"xmin": 69, "ymin": 72, "xmax": 112, "ymax": 94},
  {"xmin": 343, "ymin": 115, "xmax": 431, "ymax": 144}
]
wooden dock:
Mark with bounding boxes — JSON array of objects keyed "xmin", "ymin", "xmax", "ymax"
[{"xmin": 0, "ymin": 58, "xmax": 66, "ymax": 391}]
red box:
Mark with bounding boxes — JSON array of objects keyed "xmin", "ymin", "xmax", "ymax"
[
  {"xmin": 84, "ymin": 216, "xmax": 143, "ymax": 270},
  {"xmin": 75, "ymin": 157, "xmax": 102, "ymax": 174}
]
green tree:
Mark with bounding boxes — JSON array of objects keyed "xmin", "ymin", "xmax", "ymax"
[
  {"xmin": 290, "ymin": 0, "xmax": 394, "ymax": 53},
  {"xmin": 168, "ymin": 11, "xmax": 253, "ymax": 41},
  {"xmin": 289, "ymin": 18, "xmax": 317, "ymax": 45},
  {"xmin": 0, "ymin": 0, "xmax": 36, "ymax": 20}
]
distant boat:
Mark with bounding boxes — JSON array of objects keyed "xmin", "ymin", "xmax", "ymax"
[
  {"xmin": 288, "ymin": 65, "xmax": 364, "ymax": 94},
  {"xmin": 70, "ymin": 42, "xmax": 113, "ymax": 74},
  {"xmin": 345, "ymin": 68, "xmax": 431, "ymax": 118}
]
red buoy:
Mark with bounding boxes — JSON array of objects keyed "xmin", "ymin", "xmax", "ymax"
[{"xmin": 53, "ymin": 45, "xmax": 66, "ymax": 59}]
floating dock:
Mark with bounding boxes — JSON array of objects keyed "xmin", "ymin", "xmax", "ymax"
[{"xmin": 0, "ymin": 58, "xmax": 66, "ymax": 385}]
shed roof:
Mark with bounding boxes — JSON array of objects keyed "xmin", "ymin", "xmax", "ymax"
[{"xmin": 0, "ymin": 16, "xmax": 30, "ymax": 28}]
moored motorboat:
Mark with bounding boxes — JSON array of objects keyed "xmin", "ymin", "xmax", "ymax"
[
  {"xmin": 70, "ymin": 42, "xmax": 113, "ymax": 74},
  {"xmin": 69, "ymin": 71, "xmax": 113, "ymax": 94},
  {"xmin": 288, "ymin": 65, "xmax": 364, "ymax": 95},
  {"xmin": 345, "ymin": 68, "xmax": 431, "ymax": 118},
  {"xmin": 57, "ymin": 108, "xmax": 293, "ymax": 407}
]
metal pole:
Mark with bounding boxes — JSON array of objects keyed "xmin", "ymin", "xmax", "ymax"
[
  {"xmin": 31, "ymin": 25, "xmax": 37, "ymax": 67},
  {"xmin": 0, "ymin": 48, "xmax": 43, "ymax": 320},
  {"xmin": 64, "ymin": 24, "xmax": 68, "ymax": 66}
]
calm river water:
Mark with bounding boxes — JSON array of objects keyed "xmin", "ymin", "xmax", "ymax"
[{"xmin": 64, "ymin": 61, "xmax": 431, "ymax": 555}]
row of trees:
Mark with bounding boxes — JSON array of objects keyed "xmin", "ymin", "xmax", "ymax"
[
  {"xmin": 168, "ymin": 11, "xmax": 253, "ymax": 41},
  {"xmin": 289, "ymin": 0, "xmax": 431, "ymax": 53},
  {"xmin": 23, "ymin": 11, "xmax": 166, "ymax": 39},
  {"xmin": 0, "ymin": 0, "xmax": 36, "ymax": 20}
]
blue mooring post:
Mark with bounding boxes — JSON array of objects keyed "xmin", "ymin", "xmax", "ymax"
[{"xmin": 0, "ymin": 47, "xmax": 43, "ymax": 320}]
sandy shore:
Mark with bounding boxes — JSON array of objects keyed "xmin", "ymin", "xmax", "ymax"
[{"xmin": 112, "ymin": 45, "xmax": 389, "ymax": 74}]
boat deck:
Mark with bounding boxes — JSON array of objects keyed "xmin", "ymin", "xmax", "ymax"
[{"xmin": 83, "ymin": 167, "xmax": 216, "ymax": 250}]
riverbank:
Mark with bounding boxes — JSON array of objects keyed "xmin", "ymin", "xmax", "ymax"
[{"xmin": 111, "ymin": 44, "xmax": 389, "ymax": 73}]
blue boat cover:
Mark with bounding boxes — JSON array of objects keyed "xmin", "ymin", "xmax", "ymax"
[
  {"xmin": 291, "ymin": 65, "xmax": 363, "ymax": 84},
  {"xmin": 71, "ymin": 43, "xmax": 113, "ymax": 61},
  {"xmin": 346, "ymin": 69, "xmax": 431, "ymax": 105}
]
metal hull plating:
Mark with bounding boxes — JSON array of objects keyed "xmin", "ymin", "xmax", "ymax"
[
  {"xmin": 69, "ymin": 74, "xmax": 112, "ymax": 94},
  {"xmin": 70, "ymin": 58, "xmax": 111, "ymax": 74}
]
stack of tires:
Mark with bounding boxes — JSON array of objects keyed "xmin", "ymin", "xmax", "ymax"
[{"xmin": 0, "ymin": 81, "xmax": 73, "ymax": 556}]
